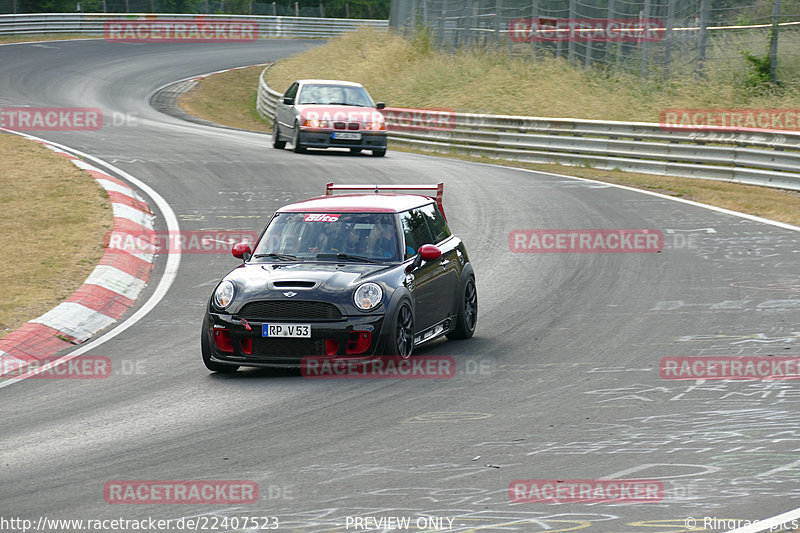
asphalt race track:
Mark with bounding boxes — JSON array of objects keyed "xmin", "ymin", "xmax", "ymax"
[{"xmin": 2, "ymin": 38, "xmax": 800, "ymax": 532}]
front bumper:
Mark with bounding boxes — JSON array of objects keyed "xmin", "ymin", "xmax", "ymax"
[
  {"xmin": 205, "ymin": 312, "xmax": 387, "ymax": 368},
  {"xmin": 298, "ymin": 129, "xmax": 387, "ymax": 151}
]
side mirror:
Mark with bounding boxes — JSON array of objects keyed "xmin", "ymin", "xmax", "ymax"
[
  {"xmin": 409, "ymin": 244, "xmax": 441, "ymax": 271},
  {"xmin": 232, "ymin": 242, "xmax": 252, "ymax": 262},
  {"xmin": 376, "ymin": 102, "xmax": 386, "ymax": 110},
  {"xmin": 419, "ymin": 244, "xmax": 442, "ymax": 261},
  {"xmin": 283, "ymin": 97, "xmax": 294, "ymax": 105}
]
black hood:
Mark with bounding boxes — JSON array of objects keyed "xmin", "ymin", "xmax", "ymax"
[{"xmin": 221, "ymin": 261, "xmax": 395, "ymax": 311}]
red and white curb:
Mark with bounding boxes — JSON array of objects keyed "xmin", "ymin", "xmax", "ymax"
[{"xmin": 0, "ymin": 140, "xmax": 155, "ymax": 374}]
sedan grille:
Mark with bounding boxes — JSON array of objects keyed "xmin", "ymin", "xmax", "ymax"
[{"xmin": 238, "ymin": 300, "xmax": 343, "ymax": 321}]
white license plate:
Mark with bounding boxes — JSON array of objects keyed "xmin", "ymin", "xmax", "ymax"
[
  {"xmin": 262, "ymin": 323, "xmax": 311, "ymax": 338},
  {"xmin": 332, "ymin": 132, "xmax": 361, "ymax": 140}
]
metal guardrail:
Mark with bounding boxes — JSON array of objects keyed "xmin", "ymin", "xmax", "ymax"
[
  {"xmin": 258, "ymin": 64, "xmax": 800, "ymax": 192},
  {"xmin": 0, "ymin": 13, "xmax": 388, "ymax": 38}
]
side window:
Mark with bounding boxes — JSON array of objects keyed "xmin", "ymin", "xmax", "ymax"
[
  {"xmin": 283, "ymin": 82, "xmax": 298, "ymax": 100},
  {"xmin": 399, "ymin": 209, "xmax": 434, "ymax": 259},
  {"xmin": 420, "ymin": 202, "xmax": 451, "ymax": 243}
]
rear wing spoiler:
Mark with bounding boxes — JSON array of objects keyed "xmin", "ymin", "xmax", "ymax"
[{"xmin": 325, "ymin": 182, "xmax": 446, "ymax": 220}]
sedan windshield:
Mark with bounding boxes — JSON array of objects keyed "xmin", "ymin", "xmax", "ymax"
[
  {"xmin": 297, "ymin": 84, "xmax": 375, "ymax": 107},
  {"xmin": 254, "ymin": 212, "xmax": 401, "ymax": 262}
]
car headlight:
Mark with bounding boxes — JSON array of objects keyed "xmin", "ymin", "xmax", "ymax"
[
  {"xmin": 213, "ymin": 280, "xmax": 235, "ymax": 310},
  {"xmin": 354, "ymin": 282, "xmax": 382, "ymax": 311}
]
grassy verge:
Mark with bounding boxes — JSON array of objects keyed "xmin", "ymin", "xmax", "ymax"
[
  {"xmin": 177, "ymin": 66, "xmax": 271, "ymax": 132},
  {"xmin": 0, "ymin": 34, "xmax": 96, "ymax": 44},
  {"xmin": 264, "ymin": 30, "xmax": 800, "ymax": 121},
  {"xmin": 177, "ymin": 29, "xmax": 800, "ymax": 227},
  {"xmin": 0, "ymin": 133, "xmax": 112, "ymax": 339}
]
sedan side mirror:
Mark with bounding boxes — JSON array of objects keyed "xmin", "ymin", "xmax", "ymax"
[
  {"xmin": 283, "ymin": 97, "xmax": 294, "ymax": 105},
  {"xmin": 232, "ymin": 242, "xmax": 252, "ymax": 262},
  {"xmin": 376, "ymin": 102, "xmax": 386, "ymax": 110}
]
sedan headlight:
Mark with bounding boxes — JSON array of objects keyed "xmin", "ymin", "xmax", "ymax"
[
  {"xmin": 213, "ymin": 280, "xmax": 235, "ymax": 310},
  {"xmin": 354, "ymin": 282, "xmax": 383, "ymax": 311}
]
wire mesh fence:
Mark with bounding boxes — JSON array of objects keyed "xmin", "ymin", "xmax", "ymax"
[{"xmin": 389, "ymin": 0, "xmax": 800, "ymax": 81}]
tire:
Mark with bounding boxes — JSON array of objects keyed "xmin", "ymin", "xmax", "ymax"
[
  {"xmin": 201, "ymin": 316, "xmax": 239, "ymax": 373},
  {"xmin": 385, "ymin": 301, "xmax": 414, "ymax": 359},
  {"xmin": 372, "ymin": 149, "xmax": 386, "ymax": 157},
  {"xmin": 446, "ymin": 276, "xmax": 477, "ymax": 340},
  {"xmin": 272, "ymin": 121, "xmax": 286, "ymax": 149},
  {"xmin": 350, "ymin": 147, "xmax": 362, "ymax": 154},
  {"xmin": 292, "ymin": 124, "xmax": 306, "ymax": 154}
]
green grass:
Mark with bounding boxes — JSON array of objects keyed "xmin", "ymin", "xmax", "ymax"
[{"xmin": 265, "ymin": 28, "xmax": 800, "ymax": 122}]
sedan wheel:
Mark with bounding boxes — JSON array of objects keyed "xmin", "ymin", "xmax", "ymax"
[
  {"xmin": 293, "ymin": 124, "xmax": 306, "ymax": 153},
  {"xmin": 272, "ymin": 121, "xmax": 286, "ymax": 149}
]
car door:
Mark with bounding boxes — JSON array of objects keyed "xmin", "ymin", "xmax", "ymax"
[
  {"xmin": 399, "ymin": 204, "xmax": 459, "ymax": 332},
  {"xmin": 421, "ymin": 202, "xmax": 461, "ymax": 315},
  {"xmin": 276, "ymin": 82, "xmax": 299, "ymax": 136}
]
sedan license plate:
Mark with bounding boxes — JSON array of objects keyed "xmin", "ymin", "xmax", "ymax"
[
  {"xmin": 262, "ymin": 323, "xmax": 311, "ymax": 338},
  {"xmin": 332, "ymin": 132, "xmax": 361, "ymax": 140}
]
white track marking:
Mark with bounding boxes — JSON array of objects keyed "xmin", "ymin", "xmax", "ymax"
[{"xmin": 0, "ymin": 133, "xmax": 181, "ymax": 389}]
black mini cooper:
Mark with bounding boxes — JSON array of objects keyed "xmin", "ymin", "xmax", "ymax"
[{"xmin": 202, "ymin": 183, "xmax": 477, "ymax": 372}]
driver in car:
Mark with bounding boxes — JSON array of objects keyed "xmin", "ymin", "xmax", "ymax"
[{"xmin": 369, "ymin": 224, "xmax": 398, "ymax": 260}]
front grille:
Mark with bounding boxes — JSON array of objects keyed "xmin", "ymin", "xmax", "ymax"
[
  {"xmin": 253, "ymin": 337, "xmax": 326, "ymax": 357},
  {"xmin": 238, "ymin": 300, "xmax": 342, "ymax": 321}
]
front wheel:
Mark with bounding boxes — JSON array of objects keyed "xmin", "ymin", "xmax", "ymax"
[
  {"xmin": 372, "ymin": 149, "xmax": 386, "ymax": 157},
  {"xmin": 292, "ymin": 124, "xmax": 306, "ymax": 153},
  {"xmin": 201, "ymin": 317, "xmax": 239, "ymax": 373},
  {"xmin": 385, "ymin": 301, "xmax": 414, "ymax": 359},
  {"xmin": 272, "ymin": 121, "xmax": 286, "ymax": 149},
  {"xmin": 446, "ymin": 276, "xmax": 477, "ymax": 340}
]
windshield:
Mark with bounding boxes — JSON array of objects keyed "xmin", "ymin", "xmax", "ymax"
[
  {"xmin": 296, "ymin": 84, "xmax": 375, "ymax": 107},
  {"xmin": 254, "ymin": 212, "xmax": 401, "ymax": 262}
]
